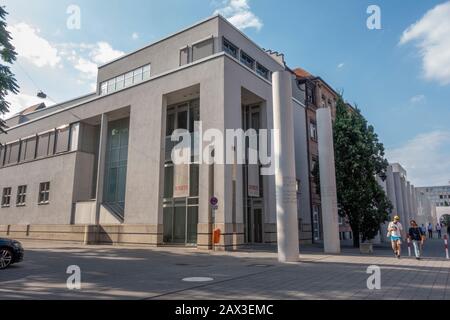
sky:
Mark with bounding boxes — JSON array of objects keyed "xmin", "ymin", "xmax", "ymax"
[{"xmin": 1, "ymin": 0, "xmax": 450, "ymax": 187}]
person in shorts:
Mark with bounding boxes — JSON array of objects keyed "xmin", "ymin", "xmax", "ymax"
[{"xmin": 388, "ymin": 216, "xmax": 404, "ymax": 259}]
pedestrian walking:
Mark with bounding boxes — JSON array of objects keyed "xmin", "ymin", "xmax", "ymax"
[
  {"xmin": 408, "ymin": 220, "xmax": 425, "ymax": 260},
  {"xmin": 428, "ymin": 223, "xmax": 433, "ymax": 239},
  {"xmin": 436, "ymin": 223, "xmax": 442, "ymax": 239},
  {"xmin": 388, "ymin": 216, "xmax": 404, "ymax": 259},
  {"xmin": 421, "ymin": 224, "xmax": 427, "ymax": 235}
]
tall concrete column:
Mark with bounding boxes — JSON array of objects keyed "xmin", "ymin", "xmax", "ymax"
[
  {"xmin": 317, "ymin": 107, "xmax": 341, "ymax": 254},
  {"xmin": 406, "ymin": 181, "xmax": 412, "ymax": 224},
  {"xmin": 95, "ymin": 113, "xmax": 109, "ymax": 225},
  {"xmin": 272, "ymin": 70, "xmax": 299, "ymax": 262},
  {"xmin": 393, "ymin": 173, "xmax": 404, "ymax": 219}
]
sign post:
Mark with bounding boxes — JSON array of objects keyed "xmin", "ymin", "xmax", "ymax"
[{"xmin": 210, "ymin": 197, "xmax": 219, "ymax": 248}]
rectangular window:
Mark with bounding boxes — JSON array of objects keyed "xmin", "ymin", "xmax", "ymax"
[
  {"xmin": 310, "ymin": 122, "xmax": 317, "ymax": 141},
  {"xmin": 124, "ymin": 71, "xmax": 134, "ymax": 87},
  {"xmin": 142, "ymin": 65, "xmax": 151, "ymax": 80},
  {"xmin": 70, "ymin": 123, "xmax": 80, "ymax": 151},
  {"xmin": 55, "ymin": 125, "xmax": 70, "ymax": 154},
  {"xmin": 240, "ymin": 51, "xmax": 255, "ymax": 70},
  {"xmin": 4, "ymin": 141, "xmax": 20, "ymax": 165},
  {"xmin": 16, "ymin": 185, "xmax": 27, "ymax": 206},
  {"xmin": 20, "ymin": 136, "xmax": 37, "ymax": 162},
  {"xmin": 116, "ymin": 75, "xmax": 125, "ymax": 91},
  {"xmin": 107, "ymin": 79, "xmax": 116, "ymax": 94},
  {"xmin": 180, "ymin": 47, "xmax": 189, "ymax": 66},
  {"xmin": 223, "ymin": 38, "xmax": 238, "ymax": 58},
  {"xmin": 0, "ymin": 144, "xmax": 4, "ymax": 167},
  {"xmin": 100, "ymin": 82, "xmax": 108, "ymax": 95},
  {"xmin": 1, "ymin": 187, "xmax": 11, "ymax": 207},
  {"xmin": 256, "ymin": 63, "xmax": 269, "ymax": 79},
  {"xmin": 37, "ymin": 132, "xmax": 51, "ymax": 158},
  {"xmin": 192, "ymin": 38, "xmax": 214, "ymax": 62},
  {"xmin": 133, "ymin": 67, "xmax": 143, "ymax": 84},
  {"xmin": 38, "ymin": 182, "xmax": 50, "ymax": 204}
]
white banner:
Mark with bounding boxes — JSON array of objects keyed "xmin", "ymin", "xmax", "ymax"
[
  {"xmin": 173, "ymin": 164, "xmax": 190, "ymax": 198},
  {"xmin": 248, "ymin": 164, "xmax": 260, "ymax": 198}
]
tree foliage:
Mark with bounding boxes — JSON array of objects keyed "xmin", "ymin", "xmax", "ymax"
[
  {"xmin": 333, "ymin": 96, "xmax": 392, "ymax": 247},
  {"xmin": 0, "ymin": 6, "xmax": 19, "ymax": 134}
]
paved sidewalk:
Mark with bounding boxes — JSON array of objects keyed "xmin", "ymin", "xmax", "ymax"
[{"xmin": 0, "ymin": 239, "xmax": 448, "ymax": 300}]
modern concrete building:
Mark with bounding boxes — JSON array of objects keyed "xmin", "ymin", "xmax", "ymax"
[
  {"xmin": 416, "ymin": 185, "xmax": 450, "ymax": 225},
  {"xmin": 0, "ymin": 15, "xmax": 339, "ymax": 250},
  {"xmin": 383, "ymin": 163, "xmax": 436, "ymax": 228}
]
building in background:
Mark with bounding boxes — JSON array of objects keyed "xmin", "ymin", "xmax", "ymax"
[
  {"xmin": 416, "ymin": 185, "xmax": 450, "ymax": 224},
  {"xmin": 382, "ymin": 163, "xmax": 437, "ymax": 235}
]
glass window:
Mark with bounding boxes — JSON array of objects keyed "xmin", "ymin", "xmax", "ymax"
[
  {"xmin": 55, "ymin": 125, "xmax": 70, "ymax": 154},
  {"xmin": 37, "ymin": 132, "xmax": 50, "ymax": 158},
  {"xmin": 16, "ymin": 185, "xmax": 27, "ymax": 206},
  {"xmin": 189, "ymin": 164, "xmax": 199, "ymax": 197},
  {"xmin": 256, "ymin": 63, "xmax": 269, "ymax": 79},
  {"xmin": 240, "ymin": 51, "xmax": 255, "ymax": 70},
  {"xmin": 177, "ymin": 110, "xmax": 188, "ymax": 130},
  {"xmin": 4, "ymin": 141, "xmax": 20, "ymax": 165},
  {"xmin": 107, "ymin": 79, "xmax": 116, "ymax": 93},
  {"xmin": 0, "ymin": 144, "xmax": 4, "ymax": 167},
  {"xmin": 164, "ymin": 165, "xmax": 174, "ymax": 199},
  {"xmin": 116, "ymin": 75, "xmax": 125, "ymax": 91},
  {"xmin": 70, "ymin": 123, "xmax": 80, "ymax": 151},
  {"xmin": 310, "ymin": 122, "xmax": 317, "ymax": 141},
  {"xmin": 223, "ymin": 38, "xmax": 238, "ymax": 58},
  {"xmin": 142, "ymin": 65, "xmax": 151, "ymax": 80},
  {"xmin": 1, "ymin": 187, "xmax": 11, "ymax": 207},
  {"xmin": 100, "ymin": 82, "xmax": 108, "ymax": 95},
  {"xmin": 125, "ymin": 71, "xmax": 134, "ymax": 87},
  {"xmin": 38, "ymin": 182, "xmax": 50, "ymax": 204},
  {"xmin": 133, "ymin": 67, "xmax": 143, "ymax": 84}
]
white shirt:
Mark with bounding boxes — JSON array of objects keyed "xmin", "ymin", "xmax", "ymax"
[{"xmin": 388, "ymin": 222, "xmax": 403, "ymax": 237}]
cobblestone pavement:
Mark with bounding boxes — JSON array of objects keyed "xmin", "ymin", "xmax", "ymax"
[{"xmin": 0, "ymin": 239, "xmax": 448, "ymax": 300}]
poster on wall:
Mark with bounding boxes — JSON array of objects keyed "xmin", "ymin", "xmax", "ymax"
[
  {"xmin": 173, "ymin": 164, "xmax": 190, "ymax": 198},
  {"xmin": 247, "ymin": 164, "xmax": 260, "ymax": 198}
]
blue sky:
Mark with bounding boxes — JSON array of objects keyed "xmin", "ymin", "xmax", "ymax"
[{"xmin": 2, "ymin": 0, "xmax": 450, "ymax": 186}]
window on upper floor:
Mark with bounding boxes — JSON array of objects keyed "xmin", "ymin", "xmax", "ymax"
[
  {"xmin": 310, "ymin": 121, "xmax": 318, "ymax": 141},
  {"xmin": 4, "ymin": 141, "xmax": 20, "ymax": 166},
  {"xmin": 240, "ymin": 51, "xmax": 255, "ymax": 70},
  {"xmin": 16, "ymin": 185, "xmax": 27, "ymax": 206},
  {"xmin": 192, "ymin": 37, "xmax": 214, "ymax": 62},
  {"xmin": 38, "ymin": 182, "xmax": 50, "ymax": 204},
  {"xmin": 1, "ymin": 187, "xmax": 11, "ymax": 207},
  {"xmin": 223, "ymin": 38, "xmax": 238, "ymax": 58},
  {"xmin": 55, "ymin": 125, "xmax": 70, "ymax": 154},
  {"xmin": 256, "ymin": 63, "xmax": 269, "ymax": 80},
  {"xmin": 100, "ymin": 64, "xmax": 151, "ymax": 96}
]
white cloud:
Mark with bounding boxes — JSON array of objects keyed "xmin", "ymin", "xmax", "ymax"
[
  {"xmin": 132, "ymin": 32, "xmax": 139, "ymax": 40},
  {"xmin": 410, "ymin": 94, "xmax": 426, "ymax": 104},
  {"xmin": 74, "ymin": 57, "xmax": 98, "ymax": 79},
  {"xmin": 7, "ymin": 22, "xmax": 61, "ymax": 68},
  {"xmin": 337, "ymin": 63, "xmax": 345, "ymax": 69},
  {"xmin": 214, "ymin": 0, "xmax": 263, "ymax": 31},
  {"xmin": 2, "ymin": 93, "xmax": 55, "ymax": 119},
  {"xmin": 400, "ymin": 1, "xmax": 450, "ymax": 85},
  {"xmin": 90, "ymin": 42, "xmax": 124, "ymax": 65},
  {"xmin": 386, "ymin": 130, "xmax": 450, "ymax": 186}
]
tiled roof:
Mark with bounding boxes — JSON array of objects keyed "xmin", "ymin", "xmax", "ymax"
[
  {"xmin": 16, "ymin": 103, "xmax": 46, "ymax": 116},
  {"xmin": 293, "ymin": 67, "xmax": 314, "ymax": 79}
]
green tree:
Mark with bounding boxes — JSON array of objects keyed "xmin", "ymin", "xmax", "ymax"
[
  {"xmin": 333, "ymin": 96, "xmax": 392, "ymax": 247},
  {"xmin": 0, "ymin": 6, "xmax": 19, "ymax": 134},
  {"xmin": 441, "ymin": 215, "xmax": 450, "ymax": 227}
]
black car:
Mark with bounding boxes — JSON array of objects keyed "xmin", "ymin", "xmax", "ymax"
[{"xmin": 0, "ymin": 238, "xmax": 24, "ymax": 269}]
